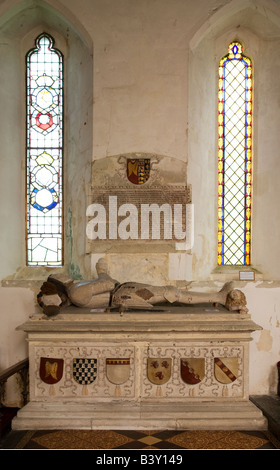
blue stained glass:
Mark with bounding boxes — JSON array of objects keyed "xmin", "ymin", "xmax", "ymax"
[
  {"xmin": 218, "ymin": 42, "xmax": 252, "ymax": 266},
  {"xmin": 26, "ymin": 33, "xmax": 64, "ymax": 266}
]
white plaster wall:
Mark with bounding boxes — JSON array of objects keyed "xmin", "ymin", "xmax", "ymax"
[
  {"xmin": 0, "ymin": 0, "xmax": 280, "ymax": 405},
  {"xmin": 245, "ymin": 283, "xmax": 280, "ymax": 395}
]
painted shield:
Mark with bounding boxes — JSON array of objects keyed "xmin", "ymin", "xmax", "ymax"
[
  {"xmin": 39, "ymin": 357, "xmax": 64, "ymax": 384},
  {"xmin": 147, "ymin": 358, "xmax": 171, "ymax": 385},
  {"xmin": 73, "ymin": 358, "xmax": 97, "ymax": 385},
  {"xmin": 214, "ymin": 357, "xmax": 238, "ymax": 384},
  {"xmin": 106, "ymin": 358, "xmax": 130, "ymax": 385},
  {"xmin": 181, "ymin": 358, "xmax": 205, "ymax": 384},
  {"xmin": 127, "ymin": 158, "xmax": 150, "ymax": 184}
]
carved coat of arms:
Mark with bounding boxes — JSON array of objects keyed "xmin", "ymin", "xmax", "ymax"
[
  {"xmin": 106, "ymin": 358, "xmax": 130, "ymax": 385},
  {"xmin": 39, "ymin": 357, "xmax": 64, "ymax": 384},
  {"xmin": 147, "ymin": 358, "xmax": 171, "ymax": 385},
  {"xmin": 214, "ymin": 357, "xmax": 238, "ymax": 384},
  {"xmin": 181, "ymin": 358, "xmax": 205, "ymax": 384},
  {"xmin": 127, "ymin": 158, "xmax": 150, "ymax": 184},
  {"xmin": 73, "ymin": 358, "xmax": 97, "ymax": 386}
]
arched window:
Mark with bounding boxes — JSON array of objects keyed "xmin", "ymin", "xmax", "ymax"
[
  {"xmin": 26, "ymin": 33, "xmax": 63, "ymax": 266},
  {"xmin": 217, "ymin": 42, "xmax": 252, "ymax": 266}
]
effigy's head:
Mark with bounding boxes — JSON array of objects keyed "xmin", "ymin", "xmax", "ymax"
[{"xmin": 226, "ymin": 289, "xmax": 247, "ymax": 307}]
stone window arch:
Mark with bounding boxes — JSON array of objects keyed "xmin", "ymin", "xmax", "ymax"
[
  {"xmin": 188, "ymin": 0, "xmax": 280, "ymax": 280},
  {"xmin": 0, "ymin": 1, "xmax": 93, "ymax": 280}
]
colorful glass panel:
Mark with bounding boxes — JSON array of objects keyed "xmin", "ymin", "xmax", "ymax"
[
  {"xmin": 26, "ymin": 34, "xmax": 63, "ymax": 266},
  {"xmin": 217, "ymin": 42, "xmax": 252, "ymax": 266}
]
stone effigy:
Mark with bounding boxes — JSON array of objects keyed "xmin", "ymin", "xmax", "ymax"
[{"xmin": 37, "ymin": 258, "xmax": 248, "ymax": 316}]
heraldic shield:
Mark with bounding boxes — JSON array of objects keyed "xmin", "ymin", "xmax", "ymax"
[
  {"xmin": 73, "ymin": 358, "xmax": 97, "ymax": 395},
  {"xmin": 147, "ymin": 358, "xmax": 171, "ymax": 385},
  {"xmin": 214, "ymin": 357, "xmax": 238, "ymax": 384},
  {"xmin": 39, "ymin": 357, "xmax": 64, "ymax": 385},
  {"xmin": 39, "ymin": 357, "xmax": 63, "ymax": 395},
  {"xmin": 106, "ymin": 358, "xmax": 130, "ymax": 385},
  {"xmin": 181, "ymin": 358, "xmax": 205, "ymax": 384},
  {"xmin": 127, "ymin": 158, "xmax": 150, "ymax": 185}
]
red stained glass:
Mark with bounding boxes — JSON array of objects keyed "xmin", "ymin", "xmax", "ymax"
[
  {"xmin": 217, "ymin": 42, "xmax": 252, "ymax": 266},
  {"xmin": 26, "ymin": 33, "xmax": 64, "ymax": 266}
]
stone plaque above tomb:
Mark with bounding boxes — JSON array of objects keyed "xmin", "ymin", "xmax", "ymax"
[{"xmin": 86, "ymin": 154, "xmax": 192, "ymax": 253}]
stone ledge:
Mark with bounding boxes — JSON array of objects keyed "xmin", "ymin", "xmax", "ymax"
[
  {"xmin": 17, "ymin": 305, "xmax": 262, "ymax": 335},
  {"xmin": 12, "ymin": 400, "xmax": 267, "ymax": 431}
]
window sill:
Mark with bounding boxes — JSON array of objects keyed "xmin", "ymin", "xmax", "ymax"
[
  {"xmin": 1, "ymin": 266, "xmax": 70, "ymax": 288},
  {"xmin": 210, "ymin": 265, "xmax": 263, "ymax": 282}
]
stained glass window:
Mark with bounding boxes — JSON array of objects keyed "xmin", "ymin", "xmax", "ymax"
[
  {"xmin": 217, "ymin": 42, "xmax": 252, "ymax": 266},
  {"xmin": 26, "ymin": 33, "xmax": 63, "ymax": 266}
]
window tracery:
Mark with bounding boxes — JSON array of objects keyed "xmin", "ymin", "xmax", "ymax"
[
  {"xmin": 217, "ymin": 41, "xmax": 252, "ymax": 266},
  {"xmin": 26, "ymin": 33, "xmax": 63, "ymax": 266}
]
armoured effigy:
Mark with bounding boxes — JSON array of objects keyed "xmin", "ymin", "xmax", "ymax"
[{"xmin": 37, "ymin": 258, "xmax": 248, "ymax": 316}]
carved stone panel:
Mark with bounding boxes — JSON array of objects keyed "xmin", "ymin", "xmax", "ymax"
[
  {"xmin": 141, "ymin": 344, "xmax": 243, "ymax": 399},
  {"xmin": 32, "ymin": 344, "xmax": 135, "ymax": 400},
  {"xmin": 31, "ymin": 342, "xmax": 244, "ymax": 401}
]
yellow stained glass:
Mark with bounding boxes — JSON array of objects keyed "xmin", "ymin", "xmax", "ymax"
[{"xmin": 217, "ymin": 42, "xmax": 252, "ymax": 266}]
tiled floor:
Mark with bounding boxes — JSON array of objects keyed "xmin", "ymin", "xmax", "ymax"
[
  {"xmin": 2, "ymin": 397, "xmax": 280, "ymax": 450},
  {"xmin": 1, "ymin": 428, "xmax": 279, "ymax": 449}
]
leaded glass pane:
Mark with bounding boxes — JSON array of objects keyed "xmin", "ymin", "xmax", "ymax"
[
  {"xmin": 26, "ymin": 33, "xmax": 63, "ymax": 266},
  {"xmin": 217, "ymin": 42, "xmax": 252, "ymax": 266}
]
